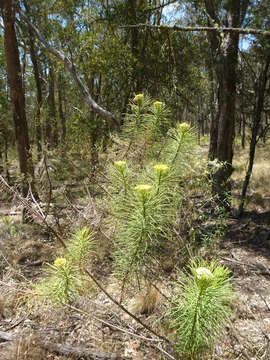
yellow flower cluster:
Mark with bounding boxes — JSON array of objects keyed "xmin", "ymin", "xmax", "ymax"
[
  {"xmin": 133, "ymin": 93, "xmax": 144, "ymax": 105},
  {"xmin": 135, "ymin": 184, "xmax": 152, "ymax": 195},
  {"xmin": 177, "ymin": 122, "xmax": 190, "ymax": 134},
  {"xmin": 195, "ymin": 267, "xmax": 214, "ymax": 288},
  {"xmin": 154, "ymin": 163, "xmax": 169, "ymax": 175},
  {"xmin": 195, "ymin": 267, "xmax": 213, "ymax": 280},
  {"xmin": 153, "ymin": 101, "xmax": 163, "ymax": 111},
  {"xmin": 54, "ymin": 257, "xmax": 67, "ymax": 268},
  {"xmin": 114, "ymin": 160, "xmax": 127, "ymax": 171}
]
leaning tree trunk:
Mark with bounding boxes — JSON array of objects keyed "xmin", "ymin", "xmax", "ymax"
[
  {"xmin": 1, "ymin": 0, "xmax": 34, "ymax": 198},
  {"xmin": 18, "ymin": 8, "xmax": 118, "ymax": 130}
]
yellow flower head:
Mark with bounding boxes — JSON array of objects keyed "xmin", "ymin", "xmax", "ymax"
[
  {"xmin": 114, "ymin": 160, "xmax": 127, "ymax": 172},
  {"xmin": 54, "ymin": 257, "xmax": 67, "ymax": 268},
  {"xmin": 133, "ymin": 93, "xmax": 144, "ymax": 105},
  {"xmin": 195, "ymin": 267, "xmax": 214, "ymax": 282},
  {"xmin": 153, "ymin": 101, "xmax": 164, "ymax": 111},
  {"xmin": 177, "ymin": 122, "xmax": 190, "ymax": 134},
  {"xmin": 135, "ymin": 184, "xmax": 152, "ymax": 197},
  {"xmin": 154, "ymin": 163, "xmax": 169, "ymax": 175}
]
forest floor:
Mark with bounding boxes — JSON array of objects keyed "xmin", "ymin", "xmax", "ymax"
[{"xmin": 0, "ymin": 143, "xmax": 270, "ymax": 360}]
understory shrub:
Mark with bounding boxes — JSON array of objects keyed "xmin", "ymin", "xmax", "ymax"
[
  {"xmin": 169, "ymin": 260, "xmax": 234, "ymax": 359},
  {"xmin": 34, "ymin": 227, "xmax": 95, "ymax": 304},
  {"xmin": 107, "ymin": 94, "xmax": 197, "ymax": 288}
]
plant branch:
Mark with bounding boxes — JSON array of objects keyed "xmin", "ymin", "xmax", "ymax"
[
  {"xmin": 17, "ymin": 7, "xmax": 119, "ymax": 129},
  {"xmin": 120, "ymin": 23, "xmax": 270, "ymax": 36}
]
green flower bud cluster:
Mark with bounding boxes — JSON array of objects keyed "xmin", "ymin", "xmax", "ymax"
[
  {"xmin": 133, "ymin": 93, "xmax": 144, "ymax": 106},
  {"xmin": 177, "ymin": 122, "xmax": 190, "ymax": 134},
  {"xmin": 153, "ymin": 101, "xmax": 164, "ymax": 112}
]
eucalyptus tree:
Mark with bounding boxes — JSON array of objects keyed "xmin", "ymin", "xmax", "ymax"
[
  {"xmin": 1, "ymin": 0, "xmax": 35, "ymax": 197},
  {"xmin": 238, "ymin": 0, "xmax": 270, "ymax": 214}
]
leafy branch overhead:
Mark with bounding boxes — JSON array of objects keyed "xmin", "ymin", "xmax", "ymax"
[{"xmin": 17, "ymin": 7, "xmax": 119, "ymax": 129}]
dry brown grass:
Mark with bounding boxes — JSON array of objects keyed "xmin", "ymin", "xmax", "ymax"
[
  {"xmin": 232, "ymin": 141, "xmax": 270, "ymax": 210},
  {"xmin": 0, "ymin": 335, "xmax": 48, "ymax": 360},
  {"xmin": 128, "ymin": 285, "xmax": 162, "ymax": 315}
]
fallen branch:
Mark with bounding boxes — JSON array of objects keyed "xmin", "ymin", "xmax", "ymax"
[
  {"xmin": 84, "ymin": 268, "xmax": 172, "ymax": 344},
  {"xmin": 0, "ymin": 175, "xmax": 66, "ymax": 248}
]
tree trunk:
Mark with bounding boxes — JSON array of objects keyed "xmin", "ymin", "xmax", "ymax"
[
  {"xmin": 241, "ymin": 115, "xmax": 246, "ymax": 149},
  {"xmin": 47, "ymin": 65, "xmax": 58, "ymax": 148},
  {"xmin": 205, "ymin": 0, "xmax": 248, "ymax": 205},
  {"xmin": 208, "ymin": 50, "xmax": 218, "ymax": 160},
  {"xmin": 25, "ymin": 1, "xmax": 43, "ymax": 159},
  {"xmin": 0, "ymin": 146, "xmax": 3, "ymax": 175},
  {"xmin": 238, "ymin": 54, "xmax": 270, "ymax": 216},
  {"xmin": 57, "ymin": 75, "xmax": 66, "ymax": 143},
  {"xmin": 3, "ymin": 129, "xmax": 10, "ymax": 183},
  {"xmin": 1, "ymin": 0, "xmax": 34, "ymax": 197}
]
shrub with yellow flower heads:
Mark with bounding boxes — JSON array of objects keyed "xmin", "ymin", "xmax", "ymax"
[
  {"xmin": 153, "ymin": 163, "xmax": 170, "ymax": 194},
  {"xmin": 34, "ymin": 228, "xmax": 96, "ymax": 304},
  {"xmin": 108, "ymin": 160, "xmax": 130, "ymax": 198},
  {"xmin": 169, "ymin": 260, "xmax": 234, "ymax": 358},
  {"xmin": 148, "ymin": 100, "xmax": 171, "ymax": 138}
]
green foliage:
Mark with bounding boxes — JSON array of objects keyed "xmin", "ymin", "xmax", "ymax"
[
  {"xmin": 162, "ymin": 122, "xmax": 196, "ymax": 167},
  {"xmin": 107, "ymin": 96, "xmax": 198, "ymax": 286},
  {"xmin": 66, "ymin": 227, "xmax": 95, "ymax": 267},
  {"xmin": 34, "ymin": 227, "xmax": 95, "ymax": 304},
  {"xmin": 35, "ymin": 257, "xmax": 79, "ymax": 303},
  {"xmin": 201, "ymin": 205, "xmax": 227, "ymax": 248},
  {"xmin": 123, "ymin": 93, "xmax": 152, "ymax": 139},
  {"xmin": 169, "ymin": 260, "xmax": 234, "ymax": 358},
  {"xmin": 147, "ymin": 101, "xmax": 171, "ymax": 139},
  {"xmin": 2, "ymin": 216, "xmax": 17, "ymax": 237},
  {"xmin": 112, "ymin": 162, "xmax": 178, "ymax": 282}
]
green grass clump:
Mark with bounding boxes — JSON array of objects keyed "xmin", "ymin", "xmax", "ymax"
[{"xmin": 169, "ymin": 260, "xmax": 234, "ymax": 359}]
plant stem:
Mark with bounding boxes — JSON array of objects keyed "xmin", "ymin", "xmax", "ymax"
[
  {"xmin": 172, "ymin": 133, "xmax": 183, "ymax": 165},
  {"xmin": 156, "ymin": 172, "xmax": 162, "ymax": 195},
  {"xmin": 188, "ymin": 285, "xmax": 204, "ymax": 355}
]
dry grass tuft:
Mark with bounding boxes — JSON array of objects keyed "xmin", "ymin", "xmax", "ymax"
[
  {"xmin": 0, "ymin": 288, "xmax": 21, "ymax": 319},
  {"xmin": 128, "ymin": 285, "xmax": 162, "ymax": 315},
  {"xmin": 1, "ymin": 335, "xmax": 48, "ymax": 360}
]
